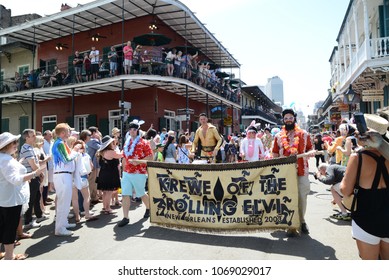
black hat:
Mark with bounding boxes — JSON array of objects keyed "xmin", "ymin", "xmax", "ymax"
[{"xmin": 282, "ymin": 108, "xmax": 296, "ymax": 117}]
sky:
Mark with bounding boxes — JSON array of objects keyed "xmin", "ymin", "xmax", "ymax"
[{"xmin": 1, "ymin": 0, "xmax": 350, "ymax": 116}]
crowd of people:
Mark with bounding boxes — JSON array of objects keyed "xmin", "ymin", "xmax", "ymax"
[
  {"xmin": 8, "ymin": 41, "xmax": 241, "ymax": 105},
  {"xmin": 1, "ymin": 108, "xmax": 388, "ymax": 260}
]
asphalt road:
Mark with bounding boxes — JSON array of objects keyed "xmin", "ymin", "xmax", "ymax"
[{"xmin": 12, "ymin": 158, "xmax": 359, "ymax": 260}]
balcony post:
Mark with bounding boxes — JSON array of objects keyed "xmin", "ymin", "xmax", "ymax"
[{"xmin": 362, "ymin": 0, "xmax": 370, "ymax": 58}]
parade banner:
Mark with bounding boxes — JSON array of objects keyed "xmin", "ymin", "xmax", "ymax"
[{"xmin": 147, "ymin": 157, "xmax": 300, "ymax": 231}]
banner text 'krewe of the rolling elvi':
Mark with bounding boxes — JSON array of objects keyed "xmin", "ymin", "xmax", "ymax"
[{"xmin": 147, "ymin": 157, "xmax": 300, "ymax": 231}]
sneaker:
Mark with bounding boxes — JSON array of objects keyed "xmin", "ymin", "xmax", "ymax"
[
  {"xmin": 117, "ymin": 218, "xmax": 129, "ymax": 227},
  {"xmin": 66, "ymin": 223, "xmax": 76, "ymax": 229},
  {"xmin": 36, "ymin": 215, "xmax": 49, "ymax": 223},
  {"xmin": 286, "ymin": 229, "xmax": 299, "ymax": 238},
  {"xmin": 55, "ymin": 229, "xmax": 73, "ymax": 236},
  {"xmin": 331, "ymin": 213, "xmax": 351, "ymax": 221},
  {"xmin": 67, "ymin": 213, "xmax": 74, "ymax": 219},
  {"xmin": 143, "ymin": 209, "xmax": 150, "ymax": 219},
  {"xmin": 301, "ymin": 223, "xmax": 310, "ymax": 234},
  {"xmin": 24, "ymin": 220, "xmax": 41, "ymax": 229}
]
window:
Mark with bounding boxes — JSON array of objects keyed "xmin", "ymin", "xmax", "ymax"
[
  {"xmin": 164, "ymin": 110, "xmax": 176, "ymax": 131},
  {"xmin": 42, "ymin": 115, "xmax": 57, "ymax": 132},
  {"xmin": 75, "ymin": 115, "xmax": 88, "ymax": 132},
  {"xmin": 18, "ymin": 65, "xmax": 29, "ymax": 76},
  {"xmin": 109, "ymin": 109, "xmax": 129, "ymax": 133}
]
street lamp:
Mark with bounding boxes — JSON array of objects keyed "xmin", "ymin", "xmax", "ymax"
[{"xmin": 344, "ymin": 84, "xmax": 356, "ymax": 119}]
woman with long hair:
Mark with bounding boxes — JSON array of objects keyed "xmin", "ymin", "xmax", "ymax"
[
  {"xmin": 177, "ymin": 134, "xmax": 191, "ymax": 164},
  {"xmin": 162, "ymin": 135, "xmax": 176, "ymax": 163}
]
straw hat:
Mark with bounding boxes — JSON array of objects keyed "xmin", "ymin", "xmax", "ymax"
[
  {"xmin": 112, "ymin": 127, "xmax": 120, "ymax": 135},
  {"xmin": 364, "ymin": 114, "xmax": 389, "ymax": 137},
  {"xmin": 0, "ymin": 132, "xmax": 21, "ymax": 150},
  {"xmin": 98, "ymin": 135, "xmax": 115, "ymax": 152},
  {"xmin": 351, "ymin": 113, "xmax": 389, "ymax": 137}
]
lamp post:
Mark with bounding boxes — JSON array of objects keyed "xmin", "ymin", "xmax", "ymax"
[{"xmin": 344, "ymin": 84, "xmax": 356, "ymax": 119}]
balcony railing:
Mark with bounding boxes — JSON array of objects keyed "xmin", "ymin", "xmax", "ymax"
[{"xmin": 331, "ymin": 37, "xmax": 389, "ymax": 97}]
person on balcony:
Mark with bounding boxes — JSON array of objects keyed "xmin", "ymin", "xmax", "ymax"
[
  {"xmin": 90, "ymin": 46, "xmax": 100, "ymax": 80},
  {"xmin": 123, "ymin": 41, "xmax": 133, "ymax": 75},
  {"xmin": 46, "ymin": 65, "xmax": 62, "ymax": 87},
  {"xmin": 108, "ymin": 46, "xmax": 118, "ymax": 77},
  {"xmin": 73, "ymin": 50, "xmax": 84, "ymax": 83}
]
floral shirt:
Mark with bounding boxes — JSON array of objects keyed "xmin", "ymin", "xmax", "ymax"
[
  {"xmin": 272, "ymin": 126, "xmax": 312, "ymax": 176},
  {"xmin": 123, "ymin": 138, "xmax": 152, "ymax": 174}
]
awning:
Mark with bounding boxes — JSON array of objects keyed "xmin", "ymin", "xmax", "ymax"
[{"xmin": 0, "ymin": 0, "xmax": 240, "ymax": 69}]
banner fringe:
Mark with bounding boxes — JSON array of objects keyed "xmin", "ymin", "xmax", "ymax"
[{"xmin": 150, "ymin": 222, "xmax": 300, "ymax": 235}]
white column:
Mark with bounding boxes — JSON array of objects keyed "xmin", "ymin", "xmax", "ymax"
[
  {"xmin": 353, "ymin": 3, "xmax": 359, "ymax": 51},
  {"xmin": 347, "ymin": 22, "xmax": 353, "ymax": 63},
  {"xmin": 362, "ymin": 0, "xmax": 370, "ymax": 58}
]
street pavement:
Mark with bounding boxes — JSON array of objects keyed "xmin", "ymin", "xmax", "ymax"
[{"xmin": 13, "ymin": 158, "xmax": 359, "ymax": 260}]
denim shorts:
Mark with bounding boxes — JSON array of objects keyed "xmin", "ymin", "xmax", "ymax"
[{"xmin": 121, "ymin": 172, "xmax": 147, "ymax": 197}]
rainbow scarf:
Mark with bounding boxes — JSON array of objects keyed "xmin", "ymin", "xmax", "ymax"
[{"xmin": 52, "ymin": 138, "xmax": 73, "ymax": 166}]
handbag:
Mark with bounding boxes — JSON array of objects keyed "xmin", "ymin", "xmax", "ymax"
[{"xmin": 341, "ymin": 152, "xmax": 362, "ymax": 212}]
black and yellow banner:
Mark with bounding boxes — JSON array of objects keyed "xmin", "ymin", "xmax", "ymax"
[{"xmin": 147, "ymin": 157, "xmax": 300, "ymax": 231}]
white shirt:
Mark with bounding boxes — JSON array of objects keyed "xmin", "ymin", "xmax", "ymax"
[
  {"xmin": 240, "ymin": 138, "xmax": 265, "ymax": 162},
  {"xmin": 90, "ymin": 50, "xmax": 100, "ymax": 64},
  {"xmin": 0, "ymin": 153, "xmax": 30, "ymax": 207}
]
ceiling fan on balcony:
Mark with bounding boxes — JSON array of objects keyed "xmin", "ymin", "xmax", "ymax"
[
  {"xmin": 90, "ymin": 18, "xmax": 107, "ymax": 42},
  {"xmin": 91, "ymin": 33, "xmax": 107, "ymax": 42},
  {"xmin": 55, "ymin": 42, "xmax": 68, "ymax": 50},
  {"xmin": 55, "ymin": 29, "xmax": 68, "ymax": 51}
]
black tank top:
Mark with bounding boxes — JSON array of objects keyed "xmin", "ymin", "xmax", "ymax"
[{"xmin": 352, "ymin": 150, "xmax": 389, "ymax": 238}]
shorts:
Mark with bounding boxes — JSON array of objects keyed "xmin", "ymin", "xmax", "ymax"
[
  {"xmin": 110, "ymin": 62, "xmax": 118, "ymax": 71},
  {"xmin": 74, "ymin": 66, "xmax": 82, "ymax": 75},
  {"xmin": 0, "ymin": 205, "xmax": 22, "ymax": 244},
  {"xmin": 352, "ymin": 220, "xmax": 389, "ymax": 245},
  {"xmin": 124, "ymin": 59, "xmax": 133, "ymax": 67},
  {"xmin": 331, "ymin": 183, "xmax": 342, "ymax": 197},
  {"xmin": 91, "ymin": 63, "xmax": 99, "ymax": 74},
  {"xmin": 121, "ymin": 172, "xmax": 147, "ymax": 198}
]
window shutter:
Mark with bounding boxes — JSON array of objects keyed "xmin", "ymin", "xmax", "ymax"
[{"xmin": 87, "ymin": 114, "xmax": 97, "ymax": 127}]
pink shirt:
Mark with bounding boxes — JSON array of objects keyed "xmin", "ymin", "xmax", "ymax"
[{"xmin": 123, "ymin": 46, "xmax": 133, "ymax": 60}]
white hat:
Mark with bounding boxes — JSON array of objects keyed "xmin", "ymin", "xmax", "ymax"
[
  {"xmin": 98, "ymin": 135, "xmax": 115, "ymax": 152},
  {"xmin": 351, "ymin": 113, "xmax": 389, "ymax": 137},
  {"xmin": 112, "ymin": 127, "xmax": 120, "ymax": 135},
  {"xmin": 365, "ymin": 114, "xmax": 389, "ymax": 137},
  {"xmin": 70, "ymin": 130, "xmax": 80, "ymax": 137},
  {"xmin": 0, "ymin": 132, "xmax": 21, "ymax": 150}
]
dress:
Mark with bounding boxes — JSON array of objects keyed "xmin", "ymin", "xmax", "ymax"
[{"xmin": 97, "ymin": 157, "xmax": 121, "ymax": 191}]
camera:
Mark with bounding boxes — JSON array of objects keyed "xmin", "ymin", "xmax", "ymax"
[{"xmin": 354, "ymin": 113, "xmax": 368, "ymax": 138}]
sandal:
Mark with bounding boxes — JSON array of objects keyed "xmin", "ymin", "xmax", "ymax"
[
  {"xmin": 13, "ymin": 253, "xmax": 28, "ymax": 260},
  {"xmin": 14, "ymin": 240, "xmax": 21, "ymax": 246},
  {"xmin": 85, "ymin": 216, "xmax": 98, "ymax": 222},
  {"xmin": 17, "ymin": 232, "xmax": 32, "ymax": 240},
  {"xmin": 0, "ymin": 252, "xmax": 5, "ymax": 260}
]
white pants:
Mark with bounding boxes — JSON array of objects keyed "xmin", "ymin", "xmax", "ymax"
[
  {"xmin": 53, "ymin": 173, "xmax": 73, "ymax": 234},
  {"xmin": 298, "ymin": 175, "xmax": 311, "ymax": 223}
]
